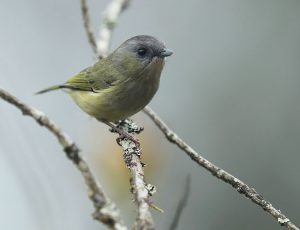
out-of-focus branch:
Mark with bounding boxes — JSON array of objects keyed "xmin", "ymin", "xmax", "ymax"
[
  {"xmin": 80, "ymin": 0, "xmax": 97, "ymax": 54},
  {"xmin": 80, "ymin": 0, "xmax": 130, "ymax": 59},
  {"xmin": 169, "ymin": 174, "xmax": 191, "ymax": 230},
  {"xmin": 143, "ymin": 106, "xmax": 299, "ymax": 230},
  {"xmin": 0, "ymin": 87, "xmax": 127, "ymax": 230},
  {"xmin": 96, "ymin": 0, "xmax": 130, "ymax": 58},
  {"xmin": 114, "ymin": 120, "xmax": 155, "ymax": 230}
]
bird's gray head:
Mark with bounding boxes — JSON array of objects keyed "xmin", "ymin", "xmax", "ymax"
[{"xmin": 112, "ymin": 35, "xmax": 173, "ymax": 68}]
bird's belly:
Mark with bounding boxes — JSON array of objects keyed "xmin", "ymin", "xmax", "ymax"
[{"xmin": 70, "ymin": 78, "xmax": 159, "ymax": 122}]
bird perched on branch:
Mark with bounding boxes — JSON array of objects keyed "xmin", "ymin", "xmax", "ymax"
[{"xmin": 37, "ymin": 35, "xmax": 173, "ymax": 143}]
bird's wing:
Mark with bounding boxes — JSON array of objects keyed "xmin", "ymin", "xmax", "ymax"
[{"xmin": 66, "ymin": 59, "xmax": 122, "ymax": 93}]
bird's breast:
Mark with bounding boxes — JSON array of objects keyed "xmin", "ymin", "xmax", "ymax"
[{"xmin": 70, "ymin": 58, "xmax": 165, "ymax": 122}]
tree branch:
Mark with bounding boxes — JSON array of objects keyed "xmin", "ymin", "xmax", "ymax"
[
  {"xmin": 0, "ymin": 87, "xmax": 127, "ymax": 230},
  {"xmin": 80, "ymin": 0, "xmax": 98, "ymax": 54},
  {"xmin": 169, "ymin": 174, "xmax": 191, "ymax": 230},
  {"xmin": 80, "ymin": 0, "xmax": 130, "ymax": 59},
  {"xmin": 96, "ymin": 0, "xmax": 130, "ymax": 58},
  {"xmin": 143, "ymin": 106, "xmax": 299, "ymax": 230},
  {"xmin": 114, "ymin": 120, "xmax": 155, "ymax": 230}
]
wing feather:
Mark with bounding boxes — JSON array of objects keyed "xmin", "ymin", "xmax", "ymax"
[{"xmin": 66, "ymin": 58, "xmax": 123, "ymax": 92}]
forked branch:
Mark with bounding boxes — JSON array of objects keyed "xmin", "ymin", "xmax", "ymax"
[
  {"xmin": 80, "ymin": 0, "xmax": 299, "ymax": 229},
  {"xmin": 0, "ymin": 87, "xmax": 127, "ymax": 230}
]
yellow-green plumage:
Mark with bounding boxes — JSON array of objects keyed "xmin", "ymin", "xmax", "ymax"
[
  {"xmin": 69, "ymin": 56, "xmax": 164, "ymax": 122},
  {"xmin": 37, "ymin": 35, "xmax": 172, "ymax": 123}
]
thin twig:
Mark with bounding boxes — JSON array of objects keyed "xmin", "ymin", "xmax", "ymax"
[
  {"xmin": 143, "ymin": 106, "xmax": 299, "ymax": 230},
  {"xmin": 80, "ymin": 0, "xmax": 130, "ymax": 58},
  {"xmin": 169, "ymin": 174, "xmax": 191, "ymax": 230},
  {"xmin": 0, "ymin": 87, "xmax": 127, "ymax": 230},
  {"xmin": 80, "ymin": 0, "xmax": 98, "ymax": 54},
  {"xmin": 115, "ymin": 120, "xmax": 155, "ymax": 230},
  {"xmin": 96, "ymin": 0, "xmax": 130, "ymax": 58}
]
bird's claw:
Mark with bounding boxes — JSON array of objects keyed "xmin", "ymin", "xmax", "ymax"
[
  {"xmin": 110, "ymin": 126, "xmax": 140, "ymax": 147},
  {"xmin": 116, "ymin": 132, "xmax": 140, "ymax": 147}
]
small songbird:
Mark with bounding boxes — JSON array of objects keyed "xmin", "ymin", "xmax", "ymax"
[{"xmin": 37, "ymin": 35, "xmax": 173, "ymax": 142}]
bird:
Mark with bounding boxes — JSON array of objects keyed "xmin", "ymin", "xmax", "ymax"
[{"xmin": 37, "ymin": 35, "xmax": 173, "ymax": 144}]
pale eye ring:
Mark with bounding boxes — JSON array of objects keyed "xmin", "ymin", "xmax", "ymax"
[{"xmin": 137, "ymin": 48, "xmax": 147, "ymax": 57}]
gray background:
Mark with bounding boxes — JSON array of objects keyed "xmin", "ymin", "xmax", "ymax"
[{"xmin": 0, "ymin": 0, "xmax": 299, "ymax": 229}]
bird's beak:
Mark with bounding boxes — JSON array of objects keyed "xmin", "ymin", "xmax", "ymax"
[{"xmin": 160, "ymin": 48, "xmax": 173, "ymax": 57}]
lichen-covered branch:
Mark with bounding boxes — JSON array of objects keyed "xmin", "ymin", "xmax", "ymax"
[
  {"xmin": 143, "ymin": 106, "xmax": 299, "ymax": 230},
  {"xmin": 0, "ymin": 87, "xmax": 127, "ymax": 230},
  {"xmin": 114, "ymin": 120, "xmax": 155, "ymax": 230}
]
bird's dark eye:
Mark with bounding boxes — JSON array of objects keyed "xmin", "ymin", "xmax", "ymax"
[{"xmin": 137, "ymin": 48, "xmax": 147, "ymax": 57}]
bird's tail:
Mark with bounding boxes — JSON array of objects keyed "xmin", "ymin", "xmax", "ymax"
[{"xmin": 35, "ymin": 85, "xmax": 64, "ymax": 94}]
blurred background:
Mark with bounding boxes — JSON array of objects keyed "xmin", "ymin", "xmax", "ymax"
[{"xmin": 0, "ymin": 0, "xmax": 299, "ymax": 229}]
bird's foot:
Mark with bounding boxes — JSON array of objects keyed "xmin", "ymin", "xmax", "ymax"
[
  {"xmin": 101, "ymin": 119, "xmax": 141, "ymax": 147},
  {"xmin": 110, "ymin": 125, "xmax": 140, "ymax": 147}
]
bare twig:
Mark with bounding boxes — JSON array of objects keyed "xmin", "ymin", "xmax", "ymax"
[
  {"xmin": 114, "ymin": 120, "xmax": 155, "ymax": 230},
  {"xmin": 80, "ymin": 0, "xmax": 130, "ymax": 58},
  {"xmin": 96, "ymin": 0, "xmax": 130, "ymax": 58},
  {"xmin": 143, "ymin": 106, "xmax": 299, "ymax": 230},
  {"xmin": 0, "ymin": 87, "xmax": 127, "ymax": 230},
  {"xmin": 80, "ymin": 0, "xmax": 98, "ymax": 54},
  {"xmin": 169, "ymin": 174, "xmax": 191, "ymax": 230}
]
